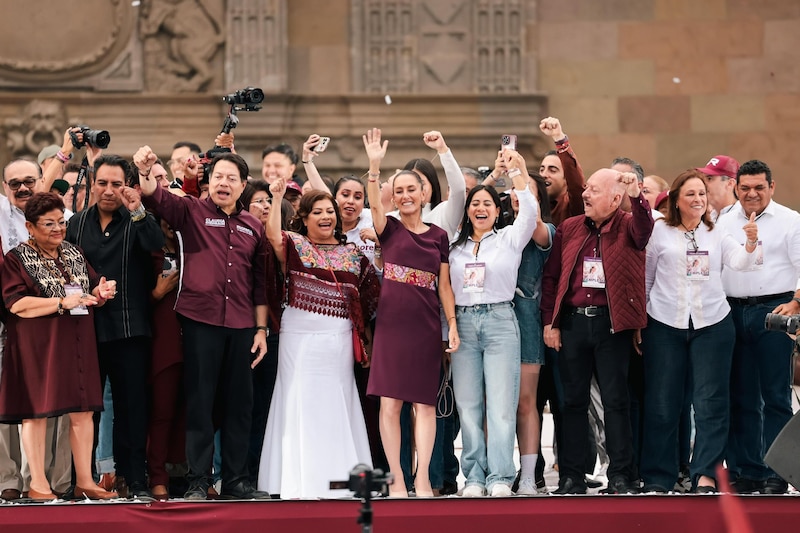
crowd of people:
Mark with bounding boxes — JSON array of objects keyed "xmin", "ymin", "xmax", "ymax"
[{"xmin": 0, "ymin": 116, "xmax": 797, "ymax": 503}]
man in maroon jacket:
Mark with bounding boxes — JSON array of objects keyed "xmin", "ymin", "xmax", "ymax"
[{"xmin": 541, "ymin": 168, "xmax": 654, "ymax": 495}]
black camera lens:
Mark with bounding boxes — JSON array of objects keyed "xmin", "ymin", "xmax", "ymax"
[
  {"xmin": 764, "ymin": 312, "xmax": 799, "ymax": 334},
  {"xmin": 85, "ymin": 129, "xmax": 111, "ymax": 149}
]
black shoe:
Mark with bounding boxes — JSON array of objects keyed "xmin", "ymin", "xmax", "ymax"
[
  {"xmin": 642, "ymin": 484, "xmax": 669, "ymax": 493},
  {"xmin": 535, "ymin": 477, "xmax": 546, "ymax": 490},
  {"xmin": 585, "ymin": 477, "xmax": 603, "ymax": 489},
  {"xmin": 128, "ymin": 482, "xmax": 155, "ymax": 501},
  {"xmin": 730, "ymin": 477, "xmax": 763, "ymax": 495},
  {"xmin": 693, "ymin": 485, "xmax": 716, "ymax": 494},
  {"xmin": 441, "ymin": 480, "xmax": 458, "ymax": 496},
  {"xmin": 551, "ymin": 477, "xmax": 587, "ymax": 495},
  {"xmin": 220, "ymin": 480, "xmax": 271, "ymax": 500},
  {"xmin": 511, "ymin": 470, "xmax": 521, "ymax": 492},
  {"xmin": 762, "ymin": 477, "xmax": 788, "ymax": 495},
  {"xmin": 601, "ymin": 476, "xmax": 640, "ymax": 495},
  {"xmin": 184, "ymin": 479, "xmax": 209, "ymax": 501}
]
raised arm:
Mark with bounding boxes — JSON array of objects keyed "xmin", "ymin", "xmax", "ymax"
[
  {"xmin": 423, "ymin": 131, "xmax": 465, "ymax": 237},
  {"xmin": 541, "ymin": 117, "xmax": 585, "ymax": 218},
  {"xmin": 363, "ymin": 128, "xmax": 389, "ymax": 236},
  {"xmin": 267, "ymin": 177, "xmax": 287, "ymax": 265},
  {"xmin": 300, "ymin": 134, "xmax": 330, "ymax": 192},
  {"xmin": 133, "ymin": 145, "xmax": 159, "ymax": 197}
]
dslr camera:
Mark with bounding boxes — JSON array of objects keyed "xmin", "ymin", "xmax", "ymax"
[
  {"xmin": 69, "ymin": 125, "xmax": 111, "ymax": 149},
  {"xmin": 222, "ymin": 86, "xmax": 264, "ymax": 108},
  {"xmin": 764, "ymin": 313, "xmax": 800, "ymax": 335}
]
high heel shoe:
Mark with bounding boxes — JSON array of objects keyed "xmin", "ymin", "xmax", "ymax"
[{"xmin": 75, "ymin": 484, "xmax": 118, "ymax": 500}]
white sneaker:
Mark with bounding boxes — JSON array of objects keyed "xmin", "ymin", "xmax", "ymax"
[
  {"xmin": 516, "ymin": 477, "xmax": 538, "ymax": 496},
  {"xmin": 490, "ymin": 484, "xmax": 513, "ymax": 497},
  {"xmin": 461, "ymin": 485, "xmax": 485, "ymax": 497}
]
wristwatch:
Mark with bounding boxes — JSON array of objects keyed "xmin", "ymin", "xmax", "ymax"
[
  {"xmin": 792, "ymin": 297, "xmax": 800, "ymax": 306},
  {"xmin": 129, "ymin": 204, "xmax": 147, "ymax": 222}
]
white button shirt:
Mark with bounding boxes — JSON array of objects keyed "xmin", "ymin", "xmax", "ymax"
[
  {"xmin": 0, "ymin": 195, "xmax": 29, "ymax": 254},
  {"xmin": 646, "ymin": 220, "xmax": 758, "ymax": 329},
  {"xmin": 449, "ymin": 187, "xmax": 538, "ymax": 306},
  {"xmin": 716, "ymin": 200, "xmax": 800, "ymax": 297}
]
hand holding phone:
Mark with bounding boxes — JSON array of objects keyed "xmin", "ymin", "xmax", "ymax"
[
  {"xmin": 501, "ymin": 134, "xmax": 517, "ymax": 151},
  {"xmin": 314, "ymin": 136, "xmax": 331, "ymax": 153}
]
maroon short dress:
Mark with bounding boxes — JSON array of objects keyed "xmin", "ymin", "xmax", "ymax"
[
  {"xmin": 0, "ymin": 242, "xmax": 103, "ymax": 423},
  {"xmin": 367, "ymin": 217, "xmax": 448, "ymax": 405}
]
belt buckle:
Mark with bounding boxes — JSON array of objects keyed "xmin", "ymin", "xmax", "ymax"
[{"xmin": 584, "ymin": 306, "xmax": 599, "ymax": 317}]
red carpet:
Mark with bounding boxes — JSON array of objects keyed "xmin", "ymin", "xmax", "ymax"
[{"xmin": 0, "ymin": 495, "xmax": 796, "ymax": 533}]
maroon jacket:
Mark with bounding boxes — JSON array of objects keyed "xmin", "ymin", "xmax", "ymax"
[{"xmin": 541, "ymin": 193, "xmax": 654, "ymax": 333}]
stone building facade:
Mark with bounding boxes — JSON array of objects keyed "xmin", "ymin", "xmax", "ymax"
[{"xmin": 0, "ymin": 0, "xmax": 798, "ymax": 205}]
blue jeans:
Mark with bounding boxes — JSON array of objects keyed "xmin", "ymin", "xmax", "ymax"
[
  {"xmin": 727, "ymin": 297, "xmax": 794, "ymax": 480},
  {"xmin": 641, "ymin": 315, "xmax": 734, "ymax": 489},
  {"xmin": 452, "ymin": 302, "xmax": 520, "ymax": 491},
  {"xmin": 96, "ymin": 378, "xmax": 114, "ymax": 475}
]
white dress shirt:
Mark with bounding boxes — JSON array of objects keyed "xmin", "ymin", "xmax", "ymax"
[
  {"xmin": 716, "ymin": 200, "xmax": 800, "ymax": 297},
  {"xmin": 646, "ymin": 219, "xmax": 758, "ymax": 329},
  {"xmin": 0, "ymin": 195, "xmax": 29, "ymax": 254},
  {"xmin": 449, "ymin": 187, "xmax": 538, "ymax": 306}
]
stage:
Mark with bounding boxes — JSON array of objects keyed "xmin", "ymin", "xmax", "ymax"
[{"xmin": 0, "ymin": 494, "xmax": 796, "ymax": 533}]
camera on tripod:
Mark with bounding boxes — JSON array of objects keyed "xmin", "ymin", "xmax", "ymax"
[
  {"xmin": 764, "ymin": 313, "xmax": 800, "ymax": 335},
  {"xmin": 330, "ymin": 464, "xmax": 392, "ymax": 499}
]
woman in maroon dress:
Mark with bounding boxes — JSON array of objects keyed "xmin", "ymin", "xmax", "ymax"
[
  {"xmin": 363, "ymin": 128, "xmax": 460, "ymax": 498},
  {"xmin": 0, "ymin": 193, "xmax": 117, "ymax": 501}
]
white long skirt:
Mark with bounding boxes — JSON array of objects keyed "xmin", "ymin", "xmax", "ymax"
[{"xmin": 258, "ymin": 306, "xmax": 372, "ymax": 499}]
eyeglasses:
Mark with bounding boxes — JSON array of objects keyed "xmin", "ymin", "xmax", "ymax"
[
  {"xmin": 684, "ymin": 229, "xmax": 698, "ymax": 252},
  {"xmin": 37, "ymin": 220, "xmax": 67, "ymax": 231},
  {"xmin": 250, "ymin": 198, "xmax": 271, "ymax": 205},
  {"xmin": 5, "ymin": 177, "xmax": 38, "ymax": 191}
]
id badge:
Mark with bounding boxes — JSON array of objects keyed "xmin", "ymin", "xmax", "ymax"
[
  {"xmin": 463, "ymin": 262, "xmax": 486, "ymax": 293},
  {"xmin": 753, "ymin": 240, "xmax": 764, "ymax": 268},
  {"xmin": 582, "ymin": 257, "xmax": 605, "ymax": 288},
  {"xmin": 686, "ymin": 251, "xmax": 710, "ymax": 280},
  {"xmin": 64, "ymin": 282, "xmax": 89, "ymax": 315}
]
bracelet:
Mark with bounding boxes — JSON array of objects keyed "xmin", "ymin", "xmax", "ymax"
[
  {"xmin": 55, "ymin": 150, "xmax": 72, "ymax": 164},
  {"xmin": 129, "ymin": 204, "xmax": 147, "ymax": 222},
  {"xmin": 507, "ymin": 168, "xmax": 522, "ymax": 178},
  {"xmin": 256, "ymin": 325, "xmax": 269, "ymax": 334},
  {"xmin": 792, "ymin": 297, "xmax": 800, "ymax": 306},
  {"xmin": 138, "ymin": 169, "xmax": 151, "ymax": 177},
  {"xmin": 746, "ymin": 239, "xmax": 758, "ymax": 246},
  {"xmin": 57, "ymin": 297, "xmax": 64, "ymax": 315},
  {"xmin": 301, "ymin": 160, "xmax": 313, "ymax": 164},
  {"xmin": 447, "ymin": 316, "xmax": 456, "ymax": 322}
]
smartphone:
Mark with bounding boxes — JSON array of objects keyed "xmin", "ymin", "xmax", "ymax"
[
  {"xmin": 314, "ymin": 136, "xmax": 331, "ymax": 153},
  {"xmin": 501, "ymin": 134, "xmax": 517, "ymax": 151},
  {"xmin": 162, "ymin": 255, "xmax": 178, "ymax": 278}
]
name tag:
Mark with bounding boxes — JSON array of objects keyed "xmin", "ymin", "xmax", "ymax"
[
  {"xmin": 686, "ymin": 250, "xmax": 709, "ymax": 280},
  {"xmin": 582, "ymin": 257, "xmax": 605, "ymax": 288},
  {"xmin": 204, "ymin": 218, "xmax": 225, "ymax": 227},
  {"xmin": 463, "ymin": 262, "xmax": 486, "ymax": 293},
  {"xmin": 236, "ymin": 224, "xmax": 254, "ymax": 236},
  {"xmin": 64, "ymin": 282, "xmax": 89, "ymax": 315}
]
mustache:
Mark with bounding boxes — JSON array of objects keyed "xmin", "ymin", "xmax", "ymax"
[{"xmin": 14, "ymin": 190, "xmax": 32, "ymax": 198}]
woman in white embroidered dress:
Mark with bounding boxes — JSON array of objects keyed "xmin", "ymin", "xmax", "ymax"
[{"xmin": 258, "ymin": 181, "xmax": 380, "ymax": 499}]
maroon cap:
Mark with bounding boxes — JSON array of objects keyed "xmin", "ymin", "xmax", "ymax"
[
  {"xmin": 655, "ymin": 190, "xmax": 669, "ymax": 209},
  {"xmin": 695, "ymin": 155, "xmax": 739, "ymax": 179},
  {"xmin": 285, "ymin": 180, "xmax": 303, "ymax": 195}
]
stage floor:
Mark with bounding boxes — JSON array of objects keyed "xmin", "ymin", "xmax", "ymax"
[{"xmin": 0, "ymin": 493, "xmax": 797, "ymax": 533}]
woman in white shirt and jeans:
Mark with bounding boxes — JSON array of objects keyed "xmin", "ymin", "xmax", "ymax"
[
  {"xmin": 449, "ymin": 150, "xmax": 537, "ymax": 497},
  {"xmin": 641, "ymin": 169, "xmax": 759, "ymax": 493}
]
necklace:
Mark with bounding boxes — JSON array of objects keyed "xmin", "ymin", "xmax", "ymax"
[{"xmin": 30, "ymin": 241, "xmax": 72, "ymax": 284}]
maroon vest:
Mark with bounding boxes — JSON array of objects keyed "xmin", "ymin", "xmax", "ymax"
[{"xmin": 552, "ymin": 210, "xmax": 648, "ymax": 332}]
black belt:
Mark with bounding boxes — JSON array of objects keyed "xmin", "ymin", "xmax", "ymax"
[
  {"xmin": 727, "ymin": 292, "xmax": 793, "ymax": 306},
  {"xmin": 568, "ymin": 305, "xmax": 609, "ymax": 317}
]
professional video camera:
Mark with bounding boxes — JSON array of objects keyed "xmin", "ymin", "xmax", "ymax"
[
  {"xmin": 191, "ymin": 87, "xmax": 265, "ymax": 182},
  {"xmin": 69, "ymin": 125, "xmax": 111, "ymax": 149},
  {"xmin": 764, "ymin": 313, "xmax": 800, "ymax": 335},
  {"xmin": 220, "ymin": 86, "xmax": 264, "ymax": 134}
]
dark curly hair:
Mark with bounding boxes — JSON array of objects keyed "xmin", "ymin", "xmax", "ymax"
[
  {"xmin": 25, "ymin": 191, "xmax": 65, "ymax": 223},
  {"xmin": 289, "ymin": 189, "xmax": 346, "ymax": 244}
]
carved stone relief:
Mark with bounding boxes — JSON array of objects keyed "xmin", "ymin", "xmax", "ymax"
[
  {"xmin": 1, "ymin": 101, "xmax": 68, "ymax": 159},
  {"xmin": 351, "ymin": 0, "xmax": 529, "ymax": 94},
  {"xmin": 139, "ymin": 0, "xmax": 225, "ymax": 92},
  {"xmin": 224, "ymin": 0, "xmax": 287, "ymax": 93}
]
